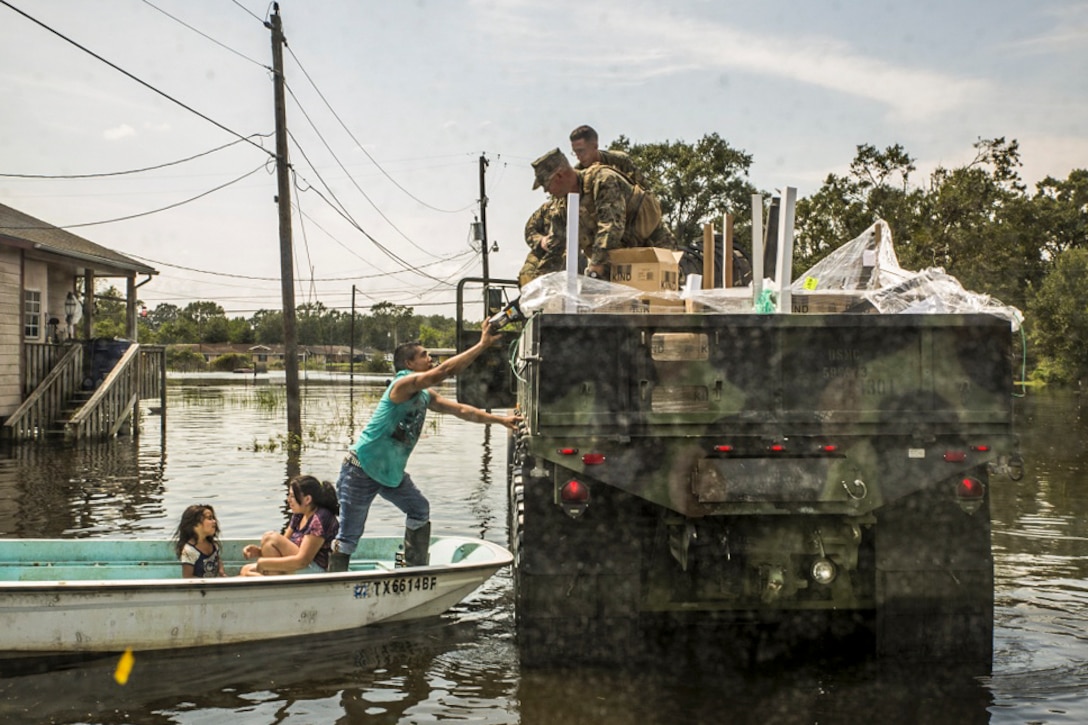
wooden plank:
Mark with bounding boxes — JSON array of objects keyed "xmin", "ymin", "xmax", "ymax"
[
  {"xmin": 702, "ymin": 223, "xmax": 715, "ymax": 289},
  {"xmin": 723, "ymin": 212, "xmax": 734, "ymax": 288}
]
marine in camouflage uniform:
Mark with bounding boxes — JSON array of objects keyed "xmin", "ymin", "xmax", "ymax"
[
  {"xmin": 518, "ymin": 197, "xmax": 567, "ymax": 287},
  {"xmin": 569, "ymin": 125, "xmax": 655, "ymax": 190},
  {"xmin": 531, "ymin": 148, "xmax": 675, "ymax": 275},
  {"xmin": 576, "ymin": 148, "xmax": 653, "ymax": 190}
]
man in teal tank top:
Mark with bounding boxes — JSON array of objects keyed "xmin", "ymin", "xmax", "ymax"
[{"xmin": 329, "ymin": 324, "xmax": 519, "ymax": 571}]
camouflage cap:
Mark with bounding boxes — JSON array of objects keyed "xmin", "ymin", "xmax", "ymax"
[{"xmin": 531, "ymin": 148, "xmax": 568, "ymax": 190}]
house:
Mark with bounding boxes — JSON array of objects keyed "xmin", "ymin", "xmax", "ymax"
[
  {"xmin": 0, "ymin": 202, "xmax": 163, "ymax": 440},
  {"xmin": 169, "ymin": 343, "xmax": 371, "ymax": 368}
]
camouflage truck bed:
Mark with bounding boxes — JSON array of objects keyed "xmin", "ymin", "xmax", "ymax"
[{"xmin": 497, "ymin": 311, "xmax": 1018, "ymax": 667}]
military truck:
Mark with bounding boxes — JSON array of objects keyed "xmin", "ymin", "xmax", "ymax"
[{"xmin": 457, "ymin": 279, "xmax": 1020, "ymax": 667}]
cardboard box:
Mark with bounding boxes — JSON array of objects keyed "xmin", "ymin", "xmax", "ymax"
[
  {"xmin": 608, "ymin": 248, "xmax": 679, "ymax": 293},
  {"xmin": 790, "ymin": 292, "xmax": 874, "ymax": 314},
  {"xmin": 594, "ymin": 295, "xmax": 686, "ymax": 314}
]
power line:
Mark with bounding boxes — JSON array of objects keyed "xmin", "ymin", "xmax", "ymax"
[
  {"xmin": 284, "ymin": 143, "xmax": 457, "ymax": 285},
  {"xmin": 6, "ymin": 164, "xmax": 270, "ymax": 231},
  {"xmin": 285, "ymin": 44, "xmax": 475, "ymax": 215},
  {"xmin": 283, "ymin": 81, "xmax": 445, "ymax": 258},
  {"xmin": 120, "ymin": 243, "xmax": 473, "ymax": 282},
  {"xmin": 0, "ymin": 134, "xmax": 272, "ymax": 179},
  {"xmin": 140, "ymin": 0, "xmax": 268, "ymax": 69},
  {"xmin": 230, "ymin": 0, "xmax": 267, "ymax": 25},
  {"xmin": 0, "ymin": 0, "xmax": 273, "ymax": 159}
]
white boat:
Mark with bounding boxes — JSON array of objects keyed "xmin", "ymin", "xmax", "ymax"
[{"xmin": 0, "ymin": 536, "xmax": 511, "ymax": 654}]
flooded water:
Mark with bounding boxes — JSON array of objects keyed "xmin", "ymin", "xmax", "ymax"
[{"xmin": 0, "ymin": 377, "xmax": 1086, "ymax": 724}]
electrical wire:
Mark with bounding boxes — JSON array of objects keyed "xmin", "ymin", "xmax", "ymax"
[
  {"xmin": 285, "ymin": 45, "xmax": 475, "ymax": 215},
  {"xmin": 140, "ymin": 0, "xmax": 268, "ymax": 69},
  {"xmin": 8, "ymin": 164, "xmax": 270, "ymax": 230},
  {"xmin": 230, "ymin": 0, "xmax": 266, "ymax": 25},
  {"xmin": 120, "ymin": 240, "xmax": 473, "ymax": 282},
  {"xmin": 0, "ymin": 134, "xmax": 272, "ymax": 179},
  {"xmin": 283, "ymin": 81, "xmax": 446, "ymax": 258},
  {"xmin": 285, "ymin": 145, "xmax": 455, "ymax": 285},
  {"xmin": 0, "ymin": 0, "xmax": 273, "ymax": 159}
]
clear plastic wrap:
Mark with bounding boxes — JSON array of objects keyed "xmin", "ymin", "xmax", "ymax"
[
  {"xmin": 791, "ymin": 221, "xmax": 913, "ymax": 291},
  {"xmin": 517, "ymin": 219, "xmax": 1023, "ymax": 330}
]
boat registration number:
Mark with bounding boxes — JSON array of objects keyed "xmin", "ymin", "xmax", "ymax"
[{"xmin": 354, "ymin": 575, "xmax": 438, "ymax": 599}]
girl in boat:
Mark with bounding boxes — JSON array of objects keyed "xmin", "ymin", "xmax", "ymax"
[
  {"xmin": 241, "ymin": 475, "xmax": 340, "ymax": 575},
  {"xmin": 173, "ymin": 504, "xmax": 227, "ymax": 578}
]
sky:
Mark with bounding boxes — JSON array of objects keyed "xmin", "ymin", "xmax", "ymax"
[{"xmin": 1, "ymin": 0, "xmax": 1086, "ymax": 319}]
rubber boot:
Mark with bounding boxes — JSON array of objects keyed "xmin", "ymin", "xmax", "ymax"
[
  {"xmin": 403, "ymin": 521, "xmax": 431, "ymax": 567},
  {"xmin": 327, "ymin": 543, "xmax": 350, "ymax": 573}
]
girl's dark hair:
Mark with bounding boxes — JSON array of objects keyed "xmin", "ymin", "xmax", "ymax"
[
  {"xmin": 172, "ymin": 504, "xmax": 220, "ymax": 557},
  {"xmin": 290, "ymin": 474, "xmax": 340, "ymax": 516}
]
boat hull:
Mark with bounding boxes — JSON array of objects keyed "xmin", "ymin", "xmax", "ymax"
[{"xmin": 0, "ymin": 536, "xmax": 511, "ymax": 653}]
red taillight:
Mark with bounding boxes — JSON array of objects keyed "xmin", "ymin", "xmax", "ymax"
[
  {"xmin": 561, "ymin": 479, "xmax": 590, "ymax": 503},
  {"xmin": 582, "ymin": 452, "xmax": 606, "ymax": 465},
  {"xmin": 957, "ymin": 477, "xmax": 985, "ymax": 499},
  {"xmin": 557, "ymin": 447, "xmax": 579, "ymax": 456},
  {"xmin": 819, "ymin": 444, "xmax": 838, "ymax": 453},
  {"xmin": 943, "ymin": 450, "xmax": 967, "ymax": 463},
  {"xmin": 713, "ymin": 444, "xmax": 734, "ymax": 453},
  {"xmin": 769, "ymin": 443, "xmax": 786, "ymax": 453},
  {"xmin": 971, "ymin": 444, "xmax": 991, "ymax": 452}
]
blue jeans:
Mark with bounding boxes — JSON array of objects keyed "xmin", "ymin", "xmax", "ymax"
[{"xmin": 334, "ymin": 459, "xmax": 429, "ymax": 556}]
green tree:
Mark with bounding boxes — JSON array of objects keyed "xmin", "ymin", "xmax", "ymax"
[
  {"xmin": 181, "ymin": 301, "xmax": 227, "ymax": 343},
  {"xmin": 227, "ymin": 317, "xmax": 255, "ymax": 344},
  {"xmin": 794, "ymin": 143, "xmax": 921, "ymax": 272},
  {"xmin": 1031, "ymin": 169, "xmax": 1088, "ymax": 264},
  {"xmin": 90, "ymin": 285, "xmax": 127, "ymax": 338},
  {"xmin": 251, "ymin": 309, "xmax": 284, "ymax": 344},
  {"xmin": 147, "ymin": 303, "xmax": 180, "ymax": 332},
  {"xmin": 611, "ymin": 133, "xmax": 759, "ymax": 250},
  {"xmin": 1028, "ymin": 248, "xmax": 1088, "ymax": 384},
  {"xmin": 202, "ymin": 316, "xmax": 231, "ymax": 344},
  {"xmin": 905, "ymin": 138, "xmax": 1035, "ymax": 309},
  {"xmin": 156, "ymin": 318, "xmax": 199, "ymax": 344},
  {"xmin": 166, "ymin": 346, "xmax": 207, "ymax": 372},
  {"xmin": 298, "ymin": 301, "xmax": 337, "ymax": 345},
  {"xmin": 417, "ymin": 324, "xmax": 443, "ymax": 349},
  {"xmin": 210, "ymin": 352, "xmax": 251, "ymax": 372},
  {"xmin": 368, "ymin": 301, "xmax": 414, "ymax": 351}
]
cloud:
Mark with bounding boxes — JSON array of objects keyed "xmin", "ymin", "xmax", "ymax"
[
  {"xmin": 1003, "ymin": 4, "xmax": 1088, "ymax": 55},
  {"xmin": 103, "ymin": 124, "xmax": 136, "ymax": 140},
  {"xmin": 473, "ymin": 0, "xmax": 990, "ymax": 120}
]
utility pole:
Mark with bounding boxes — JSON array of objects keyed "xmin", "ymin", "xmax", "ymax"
[
  {"xmin": 478, "ymin": 154, "xmax": 492, "ymax": 318},
  {"xmin": 478, "ymin": 154, "xmax": 490, "ymax": 283},
  {"xmin": 270, "ymin": 3, "xmax": 302, "ymax": 452},
  {"xmin": 349, "ymin": 284, "xmax": 356, "ymax": 392}
]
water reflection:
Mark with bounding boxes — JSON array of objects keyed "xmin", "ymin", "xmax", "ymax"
[
  {"xmin": 0, "ymin": 618, "xmax": 489, "ymax": 724},
  {"xmin": 0, "ymin": 437, "xmax": 165, "ymax": 538},
  {"xmin": 0, "ymin": 383, "xmax": 1085, "ymax": 723}
]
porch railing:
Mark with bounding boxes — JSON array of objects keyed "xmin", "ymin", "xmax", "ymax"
[
  {"xmin": 4, "ymin": 342, "xmax": 167, "ymax": 442},
  {"xmin": 65, "ymin": 344, "xmax": 142, "ymax": 441},
  {"xmin": 3, "ymin": 343, "xmax": 84, "ymax": 440},
  {"xmin": 137, "ymin": 345, "xmax": 166, "ymax": 403}
]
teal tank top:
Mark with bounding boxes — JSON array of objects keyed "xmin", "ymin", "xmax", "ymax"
[{"xmin": 351, "ymin": 370, "xmax": 432, "ymax": 487}]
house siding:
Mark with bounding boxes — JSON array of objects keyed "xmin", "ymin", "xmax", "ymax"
[{"xmin": 0, "ymin": 247, "xmax": 22, "ymax": 416}]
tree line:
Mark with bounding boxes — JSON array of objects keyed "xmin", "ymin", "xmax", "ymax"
[
  {"xmin": 618, "ymin": 134, "xmax": 1086, "ymax": 385},
  {"xmin": 92, "ymin": 298, "xmax": 460, "ymax": 354},
  {"xmin": 92, "ymin": 134, "xmax": 1086, "ymax": 384}
]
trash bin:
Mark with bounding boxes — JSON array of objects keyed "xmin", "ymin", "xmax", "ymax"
[{"xmin": 83, "ymin": 338, "xmax": 132, "ymax": 389}]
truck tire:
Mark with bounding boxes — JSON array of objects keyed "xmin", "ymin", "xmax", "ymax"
[
  {"xmin": 874, "ymin": 477, "xmax": 994, "ymax": 667},
  {"xmin": 510, "ymin": 458, "xmax": 643, "ymax": 666}
]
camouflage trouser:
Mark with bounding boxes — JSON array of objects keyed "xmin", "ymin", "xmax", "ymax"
[
  {"xmin": 518, "ymin": 248, "xmax": 566, "ymax": 287},
  {"xmin": 620, "ymin": 221, "xmax": 678, "ymax": 251}
]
